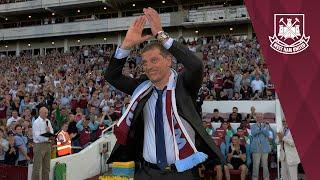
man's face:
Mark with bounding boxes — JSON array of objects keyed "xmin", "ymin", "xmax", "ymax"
[
  {"xmin": 15, "ymin": 126, "xmax": 23, "ymax": 135},
  {"xmin": 40, "ymin": 108, "xmax": 48, "ymax": 118},
  {"xmin": 283, "ymin": 120, "xmax": 288, "ymax": 128},
  {"xmin": 256, "ymin": 113, "xmax": 264, "ymax": 123},
  {"xmin": 141, "ymin": 48, "xmax": 172, "ymax": 84},
  {"xmin": 62, "ymin": 124, "xmax": 68, "ymax": 131},
  {"xmin": 12, "ymin": 111, "xmax": 18, "ymax": 118},
  {"xmin": 214, "ymin": 111, "xmax": 219, "ymax": 117},
  {"xmin": 232, "ymin": 136, "xmax": 239, "ymax": 145},
  {"xmin": 222, "ymin": 122, "xmax": 228, "ymax": 129},
  {"xmin": 237, "ymin": 129, "xmax": 244, "ymax": 137},
  {"xmin": 232, "ymin": 108, "xmax": 238, "ymax": 113}
]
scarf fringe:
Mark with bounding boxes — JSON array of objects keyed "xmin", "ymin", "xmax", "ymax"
[{"xmin": 174, "ymin": 152, "xmax": 208, "ymax": 172}]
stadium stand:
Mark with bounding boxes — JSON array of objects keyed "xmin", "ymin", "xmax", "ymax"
[{"xmin": 0, "ymin": 0, "xmax": 300, "ymax": 179}]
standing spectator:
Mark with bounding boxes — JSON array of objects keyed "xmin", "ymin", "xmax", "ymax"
[
  {"xmin": 14, "ymin": 124, "xmax": 30, "ymax": 166},
  {"xmin": 4, "ymin": 135, "xmax": 18, "ymax": 165},
  {"xmin": 234, "ymin": 69, "xmax": 242, "ymax": 93},
  {"xmin": 6, "ymin": 110, "xmax": 21, "ymax": 128},
  {"xmin": 251, "ymin": 75, "xmax": 265, "ymax": 95},
  {"xmin": 0, "ymin": 129, "xmax": 9, "ymax": 164},
  {"xmin": 240, "ymin": 83, "xmax": 253, "ymax": 100},
  {"xmin": 277, "ymin": 119, "xmax": 300, "ymax": 180},
  {"xmin": 250, "ymin": 113, "xmax": 271, "ymax": 180},
  {"xmin": 223, "ymin": 70, "xmax": 234, "ymax": 99},
  {"xmin": 78, "ymin": 117, "xmax": 92, "ymax": 148},
  {"xmin": 32, "ymin": 107, "xmax": 54, "ymax": 180},
  {"xmin": 0, "ymin": 98, "xmax": 7, "ymax": 126}
]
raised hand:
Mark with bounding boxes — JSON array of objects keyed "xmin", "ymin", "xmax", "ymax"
[
  {"xmin": 143, "ymin": 7, "xmax": 163, "ymax": 36},
  {"xmin": 121, "ymin": 16, "xmax": 152, "ymax": 50}
]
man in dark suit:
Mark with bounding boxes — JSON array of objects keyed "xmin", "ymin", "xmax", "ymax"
[{"xmin": 105, "ymin": 7, "xmax": 224, "ymax": 180}]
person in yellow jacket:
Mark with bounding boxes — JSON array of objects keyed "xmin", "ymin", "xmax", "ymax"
[{"xmin": 56, "ymin": 122, "xmax": 72, "ymax": 157}]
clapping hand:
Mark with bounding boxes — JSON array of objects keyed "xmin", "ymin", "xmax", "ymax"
[
  {"xmin": 143, "ymin": 7, "xmax": 163, "ymax": 36},
  {"xmin": 121, "ymin": 16, "xmax": 152, "ymax": 50}
]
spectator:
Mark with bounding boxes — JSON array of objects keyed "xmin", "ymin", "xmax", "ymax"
[
  {"xmin": 278, "ymin": 119, "xmax": 300, "ymax": 180},
  {"xmin": 250, "ymin": 113, "xmax": 271, "ymax": 180},
  {"xmin": 0, "ymin": 98, "xmax": 8, "ymax": 126},
  {"xmin": 224, "ymin": 134, "xmax": 248, "ymax": 180},
  {"xmin": 223, "ymin": 70, "xmax": 234, "ymax": 99},
  {"xmin": 14, "ymin": 124, "xmax": 30, "ymax": 166},
  {"xmin": 210, "ymin": 109, "xmax": 225, "ymax": 123},
  {"xmin": 232, "ymin": 92, "xmax": 242, "ymax": 100},
  {"xmin": 0, "ymin": 129, "xmax": 9, "ymax": 164},
  {"xmin": 247, "ymin": 106, "xmax": 257, "ymax": 122},
  {"xmin": 251, "ymin": 75, "xmax": 265, "ymax": 94},
  {"xmin": 240, "ymin": 83, "xmax": 253, "ymax": 100},
  {"xmin": 6, "ymin": 110, "xmax": 21, "ymax": 128},
  {"xmin": 78, "ymin": 117, "xmax": 92, "ymax": 148},
  {"xmin": 228, "ymin": 107, "xmax": 242, "ymax": 122},
  {"xmin": 4, "ymin": 135, "xmax": 18, "ymax": 165}
]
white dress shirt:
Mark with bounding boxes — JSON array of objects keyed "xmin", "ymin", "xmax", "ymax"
[
  {"xmin": 33, "ymin": 117, "xmax": 54, "ymax": 143},
  {"xmin": 114, "ymin": 38, "xmax": 195, "ymax": 164},
  {"xmin": 6, "ymin": 116, "xmax": 21, "ymax": 127}
]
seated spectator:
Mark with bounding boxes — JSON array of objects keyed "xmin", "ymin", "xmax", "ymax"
[
  {"xmin": 202, "ymin": 121, "xmax": 214, "ymax": 136},
  {"xmin": 246, "ymin": 106, "xmax": 257, "ymax": 122},
  {"xmin": 6, "ymin": 110, "xmax": 21, "ymax": 128},
  {"xmin": 229, "ymin": 107, "xmax": 242, "ymax": 121},
  {"xmin": 5, "ymin": 135, "xmax": 18, "ymax": 165},
  {"xmin": 232, "ymin": 92, "xmax": 242, "ymax": 100},
  {"xmin": 210, "ymin": 108, "xmax": 225, "ymax": 123},
  {"xmin": 0, "ymin": 129, "xmax": 9, "ymax": 164},
  {"xmin": 224, "ymin": 134, "xmax": 248, "ymax": 180},
  {"xmin": 14, "ymin": 125, "xmax": 30, "ymax": 166},
  {"xmin": 228, "ymin": 112, "xmax": 242, "ymax": 123}
]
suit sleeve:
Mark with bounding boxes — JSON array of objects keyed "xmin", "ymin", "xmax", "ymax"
[
  {"xmin": 168, "ymin": 41, "xmax": 204, "ymax": 97},
  {"xmin": 105, "ymin": 53, "xmax": 141, "ymax": 95}
]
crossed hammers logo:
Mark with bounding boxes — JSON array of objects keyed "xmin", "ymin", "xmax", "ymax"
[{"xmin": 278, "ymin": 17, "xmax": 300, "ymax": 40}]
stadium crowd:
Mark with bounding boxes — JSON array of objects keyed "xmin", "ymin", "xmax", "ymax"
[{"xmin": 0, "ymin": 36, "xmax": 276, "ymax": 179}]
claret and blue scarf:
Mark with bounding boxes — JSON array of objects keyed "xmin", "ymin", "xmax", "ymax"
[{"xmin": 114, "ymin": 70, "xmax": 208, "ymax": 172}]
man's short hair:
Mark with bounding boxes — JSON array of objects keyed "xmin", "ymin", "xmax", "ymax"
[
  {"xmin": 213, "ymin": 109, "xmax": 219, "ymax": 112},
  {"xmin": 15, "ymin": 124, "xmax": 22, "ymax": 130},
  {"xmin": 237, "ymin": 127, "xmax": 243, "ymax": 131},
  {"xmin": 232, "ymin": 134, "xmax": 240, "ymax": 139},
  {"xmin": 141, "ymin": 42, "xmax": 171, "ymax": 57}
]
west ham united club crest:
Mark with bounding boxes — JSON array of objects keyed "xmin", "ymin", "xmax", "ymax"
[{"xmin": 269, "ymin": 14, "xmax": 310, "ymax": 54}]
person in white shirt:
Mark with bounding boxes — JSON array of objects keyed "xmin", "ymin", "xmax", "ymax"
[
  {"xmin": 6, "ymin": 110, "xmax": 21, "ymax": 127},
  {"xmin": 277, "ymin": 119, "xmax": 300, "ymax": 180},
  {"xmin": 251, "ymin": 75, "xmax": 265, "ymax": 92},
  {"xmin": 32, "ymin": 107, "xmax": 54, "ymax": 180}
]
